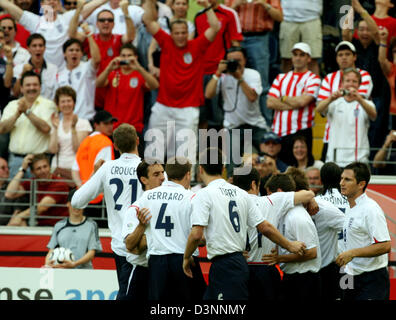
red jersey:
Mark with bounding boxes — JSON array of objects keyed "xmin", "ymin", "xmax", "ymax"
[
  {"xmin": 154, "ymin": 28, "xmax": 211, "ymax": 108},
  {"xmin": 268, "ymin": 70, "xmax": 321, "ymax": 137},
  {"xmin": 194, "ymin": 4, "xmax": 243, "ymax": 75},
  {"xmin": 104, "ymin": 70, "xmax": 147, "ymax": 133},
  {"xmin": 83, "ymin": 34, "xmax": 123, "ymax": 109},
  {"xmin": 21, "ymin": 175, "xmax": 69, "ymax": 226}
]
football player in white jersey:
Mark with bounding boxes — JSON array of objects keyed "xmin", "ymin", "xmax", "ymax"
[
  {"xmin": 122, "ymin": 159, "xmax": 165, "ymax": 301},
  {"xmin": 124, "ymin": 157, "xmax": 205, "ymax": 300},
  {"xmin": 183, "ymin": 148, "xmax": 306, "ymax": 300},
  {"xmin": 233, "ymin": 169, "xmax": 315, "ymax": 301},
  {"xmin": 336, "ymin": 162, "xmax": 391, "ymax": 300},
  {"xmin": 71, "ymin": 123, "xmax": 143, "ymax": 300}
]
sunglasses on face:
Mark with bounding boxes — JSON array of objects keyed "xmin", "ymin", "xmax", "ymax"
[
  {"xmin": 1, "ymin": 26, "xmax": 14, "ymax": 31},
  {"xmin": 64, "ymin": 1, "xmax": 77, "ymax": 5},
  {"xmin": 98, "ymin": 18, "xmax": 114, "ymax": 23}
]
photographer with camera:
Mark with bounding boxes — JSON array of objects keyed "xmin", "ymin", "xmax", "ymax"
[
  {"xmin": 316, "ymin": 68, "xmax": 377, "ymax": 167},
  {"xmin": 96, "ymin": 43, "xmax": 159, "ymax": 156},
  {"xmin": 205, "ymin": 46, "xmax": 269, "ymax": 177}
]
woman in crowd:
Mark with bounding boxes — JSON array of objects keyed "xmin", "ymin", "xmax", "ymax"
[{"xmin": 290, "ymin": 135, "xmax": 323, "ymax": 171}]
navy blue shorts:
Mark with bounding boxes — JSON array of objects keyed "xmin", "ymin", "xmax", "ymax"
[
  {"xmin": 126, "ymin": 265, "xmax": 149, "ymax": 301},
  {"xmin": 281, "ymin": 271, "xmax": 322, "ymax": 301},
  {"xmin": 342, "ymin": 267, "xmax": 390, "ymax": 300},
  {"xmin": 248, "ymin": 264, "xmax": 281, "ymax": 301},
  {"xmin": 148, "ymin": 253, "xmax": 195, "ymax": 301},
  {"xmin": 113, "ymin": 253, "xmax": 133, "ymax": 300},
  {"xmin": 204, "ymin": 252, "xmax": 249, "ymax": 301}
]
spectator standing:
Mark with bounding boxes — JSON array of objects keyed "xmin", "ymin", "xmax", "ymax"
[
  {"xmin": 63, "ymin": 0, "xmax": 78, "ymax": 11},
  {"xmin": 378, "ymin": 27, "xmax": 396, "ymax": 128},
  {"xmin": 5, "ymin": 153, "xmax": 69, "ymax": 226},
  {"xmin": 0, "ymin": 71, "xmax": 56, "ymax": 178},
  {"xmin": 226, "ymin": 0, "xmax": 283, "ymax": 126},
  {"xmin": 258, "ymin": 131, "xmax": 288, "ymax": 173},
  {"xmin": 0, "ymin": 17, "xmax": 29, "ymax": 68},
  {"xmin": 56, "ymin": 34, "xmax": 100, "ymax": 121},
  {"xmin": 47, "ymin": 86, "xmax": 92, "ymax": 185},
  {"xmin": 143, "ymin": 0, "xmax": 220, "ymax": 164},
  {"xmin": 267, "ymin": 42, "xmax": 321, "ymax": 166},
  {"xmin": 71, "ymin": 123, "xmax": 143, "ymax": 299},
  {"xmin": 45, "ymin": 189, "xmax": 102, "ymax": 269},
  {"xmin": 194, "ymin": 0, "xmax": 243, "ymax": 130},
  {"xmin": 317, "ymin": 40, "xmax": 373, "ymax": 162},
  {"xmin": 316, "ymin": 68, "xmax": 377, "ymax": 167},
  {"xmin": 69, "ymin": 0, "xmax": 135, "ymax": 110},
  {"xmin": 12, "ymin": 33, "xmax": 58, "ymax": 100},
  {"xmin": 205, "ymin": 46, "xmax": 269, "ymax": 177},
  {"xmin": 336, "ymin": 162, "xmax": 391, "ymax": 300},
  {"xmin": 96, "ymin": 43, "xmax": 159, "ymax": 156},
  {"xmin": 0, "ymin": 0, "xmax": 108, "ymax": 69},
  {"xmin": 278, "ymin": 0, "xmax": 322, "ymax": 75},
  {"xmin": 0, "ymin": 26, "xmax": 13, "ymax": 114}
]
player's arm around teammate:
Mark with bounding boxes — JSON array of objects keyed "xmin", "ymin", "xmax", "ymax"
[{"xmin": 124, "ymin": 207, "xmax": 151, "ymax": 255}]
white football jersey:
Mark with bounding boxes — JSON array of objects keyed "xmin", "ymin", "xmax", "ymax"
[
  {"xmin": 317, "ymin": 188, "xmax": 349, "ymax": 255},
  {"xmin": 343, "ymin": 193, "xmax": 390, "ymax": 275},
  {"xmin": 123, "ymin": 181, "xmax": 195, "ymax": 257},
  {"xmin": 191, "ymin": 179, "xmax": 264, "ymax": 260},
  {"xmin": 278, "ymin": 205, "xmax": 321, "ymax": 274},
  {"xmin": 247, "ymin": 192, "xmax": 294, "ymax": 263},
  {"xmin": 311, "ymin": 197, "xmax": 345, "ymax": 269},
  {"xmin": 71, "ymin": 153, "xmax": 143, "ymax": 256}
]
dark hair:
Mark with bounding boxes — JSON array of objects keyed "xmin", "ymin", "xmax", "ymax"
[
  {"xmin": 54, "ymin": 86, "xmax": 77, "ymax": 105},
  {"xmin": 199, "ymin": 148, "xmax": 225, "ymax": 176},
  {"xmin": 21, "ymin": 70, "xmax": 41, "ymax": 86},
  {"xmin": 265, "ymin": 173, "xmax": 296, "ymax": 193},
  {"xmin": 67, "ymin": 188, "xmax": 77, "ymax": 202},
  {"xmin": 165, "ymin": 157, "xmax": 191, "ymax": 181},
  {"xmin": 285, "ymin": 167, "xmax": 309, "ymax": 191},
  {"xmin": 137, "ymin": 159, "xmax": 163, "ymax": 191},
  {"xmin": 63, "ymin": 38, "xmax": 83, "ymax": 53},
  {"xmin": 290, "ymin": 135, "xmax": 314, "ymax": 168},
  {"xmin": 226, "ymin": 46, "xmax": 247, "ymax": 59},
  {"xmin": 29, "ymin": 153, "xmax": 50, "ymax": 171},
  {"xmin": 120, "ymin": 42, "xmax": 138, "ymax": 56},
  {"xmin": 113, "ymin": 123, "xmax": 138, "ymax": 154},
  {"xmin": 343, "ymin": 162, "xmax": 371, "ymax": 192},
  {"xmin": 232, "ymin": 167, "xmax": 260, "ymax": 192},
  {"xmin": 169, "ymin": 19, "xmax": 188, "ymax": 32},
  {"xmin": 320, "ymin": 162, "xmax": 342, "ymax": 195},
  {"xmin": 0, "ymin": 16, "xmax": 17, "ymax": 32},
  {"xmin": 97, "ymin": 9, "xmax": 114, "ymax": 19},
  {"xmin": 27, "ymin": 33, "xmax": 46, "ymax": 47}
]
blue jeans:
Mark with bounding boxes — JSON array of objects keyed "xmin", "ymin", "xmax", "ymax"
[{"xmin": 242, "ymin": 34, "xmax": 273, "ymax": 126}]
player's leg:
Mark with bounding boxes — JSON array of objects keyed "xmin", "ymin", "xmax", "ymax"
[
  {"xmin": 113, "ymin": 254, "xmax": 133, "ymax": 300},
  {"xmin": 125, "ymin": 265, "xmax": 149, "ymax": 301},
  {"xmin": 148, "ymin": 255, "xmax": 169, "ymax": 300}
]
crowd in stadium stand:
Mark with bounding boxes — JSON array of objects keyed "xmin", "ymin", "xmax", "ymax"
[{"xmin": 0, "ymin": 0, "xmax": 394, "ymax": 226}]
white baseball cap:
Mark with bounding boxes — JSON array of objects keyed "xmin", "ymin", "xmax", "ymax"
[
  {"xmin": 335, "ymin": 41, "xmax": 356, "ymax": 53},
  {"xmin": 291, "ymin": 42, "xmax": 312, "ymax": 56}
]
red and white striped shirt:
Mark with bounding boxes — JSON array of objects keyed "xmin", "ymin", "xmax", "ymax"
[
  {"xmin": 317, "ymin": 69, "xmax": 373, "ymax": 142},
  {"xmin": 268, "ymin": 70, "xmax": 321, "ymax": 137}
]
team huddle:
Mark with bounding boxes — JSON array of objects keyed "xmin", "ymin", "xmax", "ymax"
[{"xmin": 70, "ymin": 123, "xmax": 391, "ymax": 301}]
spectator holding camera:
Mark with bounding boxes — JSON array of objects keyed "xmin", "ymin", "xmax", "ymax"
[
  {"xmin": 316, "ymin": 68, "xmax": 377, "ymax": 166},
  {"xmin": 96, "ymin": 43, "xmax": 159, "ymax": 156},
  {"xmin": 205, "ymin": 46, "xmax": 269, "ymax": 177}
]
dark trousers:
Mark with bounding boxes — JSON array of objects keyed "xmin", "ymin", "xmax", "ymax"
[
  {"xmin": 280, "ymin": 271, "xmax": 322, "ymax": 301},
  {"xmin": 319, "ymin": 262, "xmax": 341, "ymax": 301},
  {"xmin": 204, "ymin": 252, "xmax": 249, "ymax": 301},
  {"xmin": 342, "ymin": 267, "xmax": 390, "ymax": 301},
  {"xmin": 126, "ymin": 265, "xmax": 149, "ymax": 301},
  {"xmin": 113, "ymin": 253, "xmax": 133, "ymax": 300},
  {"xmin": 248, "ymin": 264, "xmax": 281, "ymax": 301}
]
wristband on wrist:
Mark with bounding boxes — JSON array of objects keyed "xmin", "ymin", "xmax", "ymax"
[{"xmin": 379, "ymin": 43, "xmax": 387, "ymax": 47}]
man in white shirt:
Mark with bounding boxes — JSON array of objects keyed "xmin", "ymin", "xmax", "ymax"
[
  {"xmin": 336, "ymin": 162, "xmax": 391, "ymax": 300},
  {"xmin": 205, "ymin": 46, "xmax": 269, "ymax": 177},
  {"xmin": 12, "ymin": 33, "xmax": 58, "ymax": 100},
  {"xmin": 232, "ymin": 168, "xmax": 315, "ymax": 301},
  {"xmin": 183, "ymin": 147, "xmax": 306, "ymax": 300},
  {"xmin": 71, "ymin": 123, "xmax": 144, "ymax": 300},
  {"xmin": 56, "ymin": 34, "xmax": 100, "ymax": 121},
  {"xmin": 124, "ymin": 157, "xmax": 206, "ymax": 301},
  {"xmin": 0, "ymin": 0, "xmax": 107, "ymax": 69}
]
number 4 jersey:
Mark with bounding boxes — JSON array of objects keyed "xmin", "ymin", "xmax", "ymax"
[
  {"xmin": 71, "ymin": 153, "xmax": 143, "ymax": 257},
  {"xmin": 191, "ymin": 179, "xmax": 265, "ymax": 260},
  {"xmin": 123, "ymin": 181, "xmax": 196, "ymax": 258}
]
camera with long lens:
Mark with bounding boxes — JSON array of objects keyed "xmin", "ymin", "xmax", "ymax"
[
  {"xmin": 225, "ymin": 59, "xmax": 240, "ymax": 73},
  {"xmin": 341, "ymin": 89, "xmax": 350, "ymax": 96}
]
